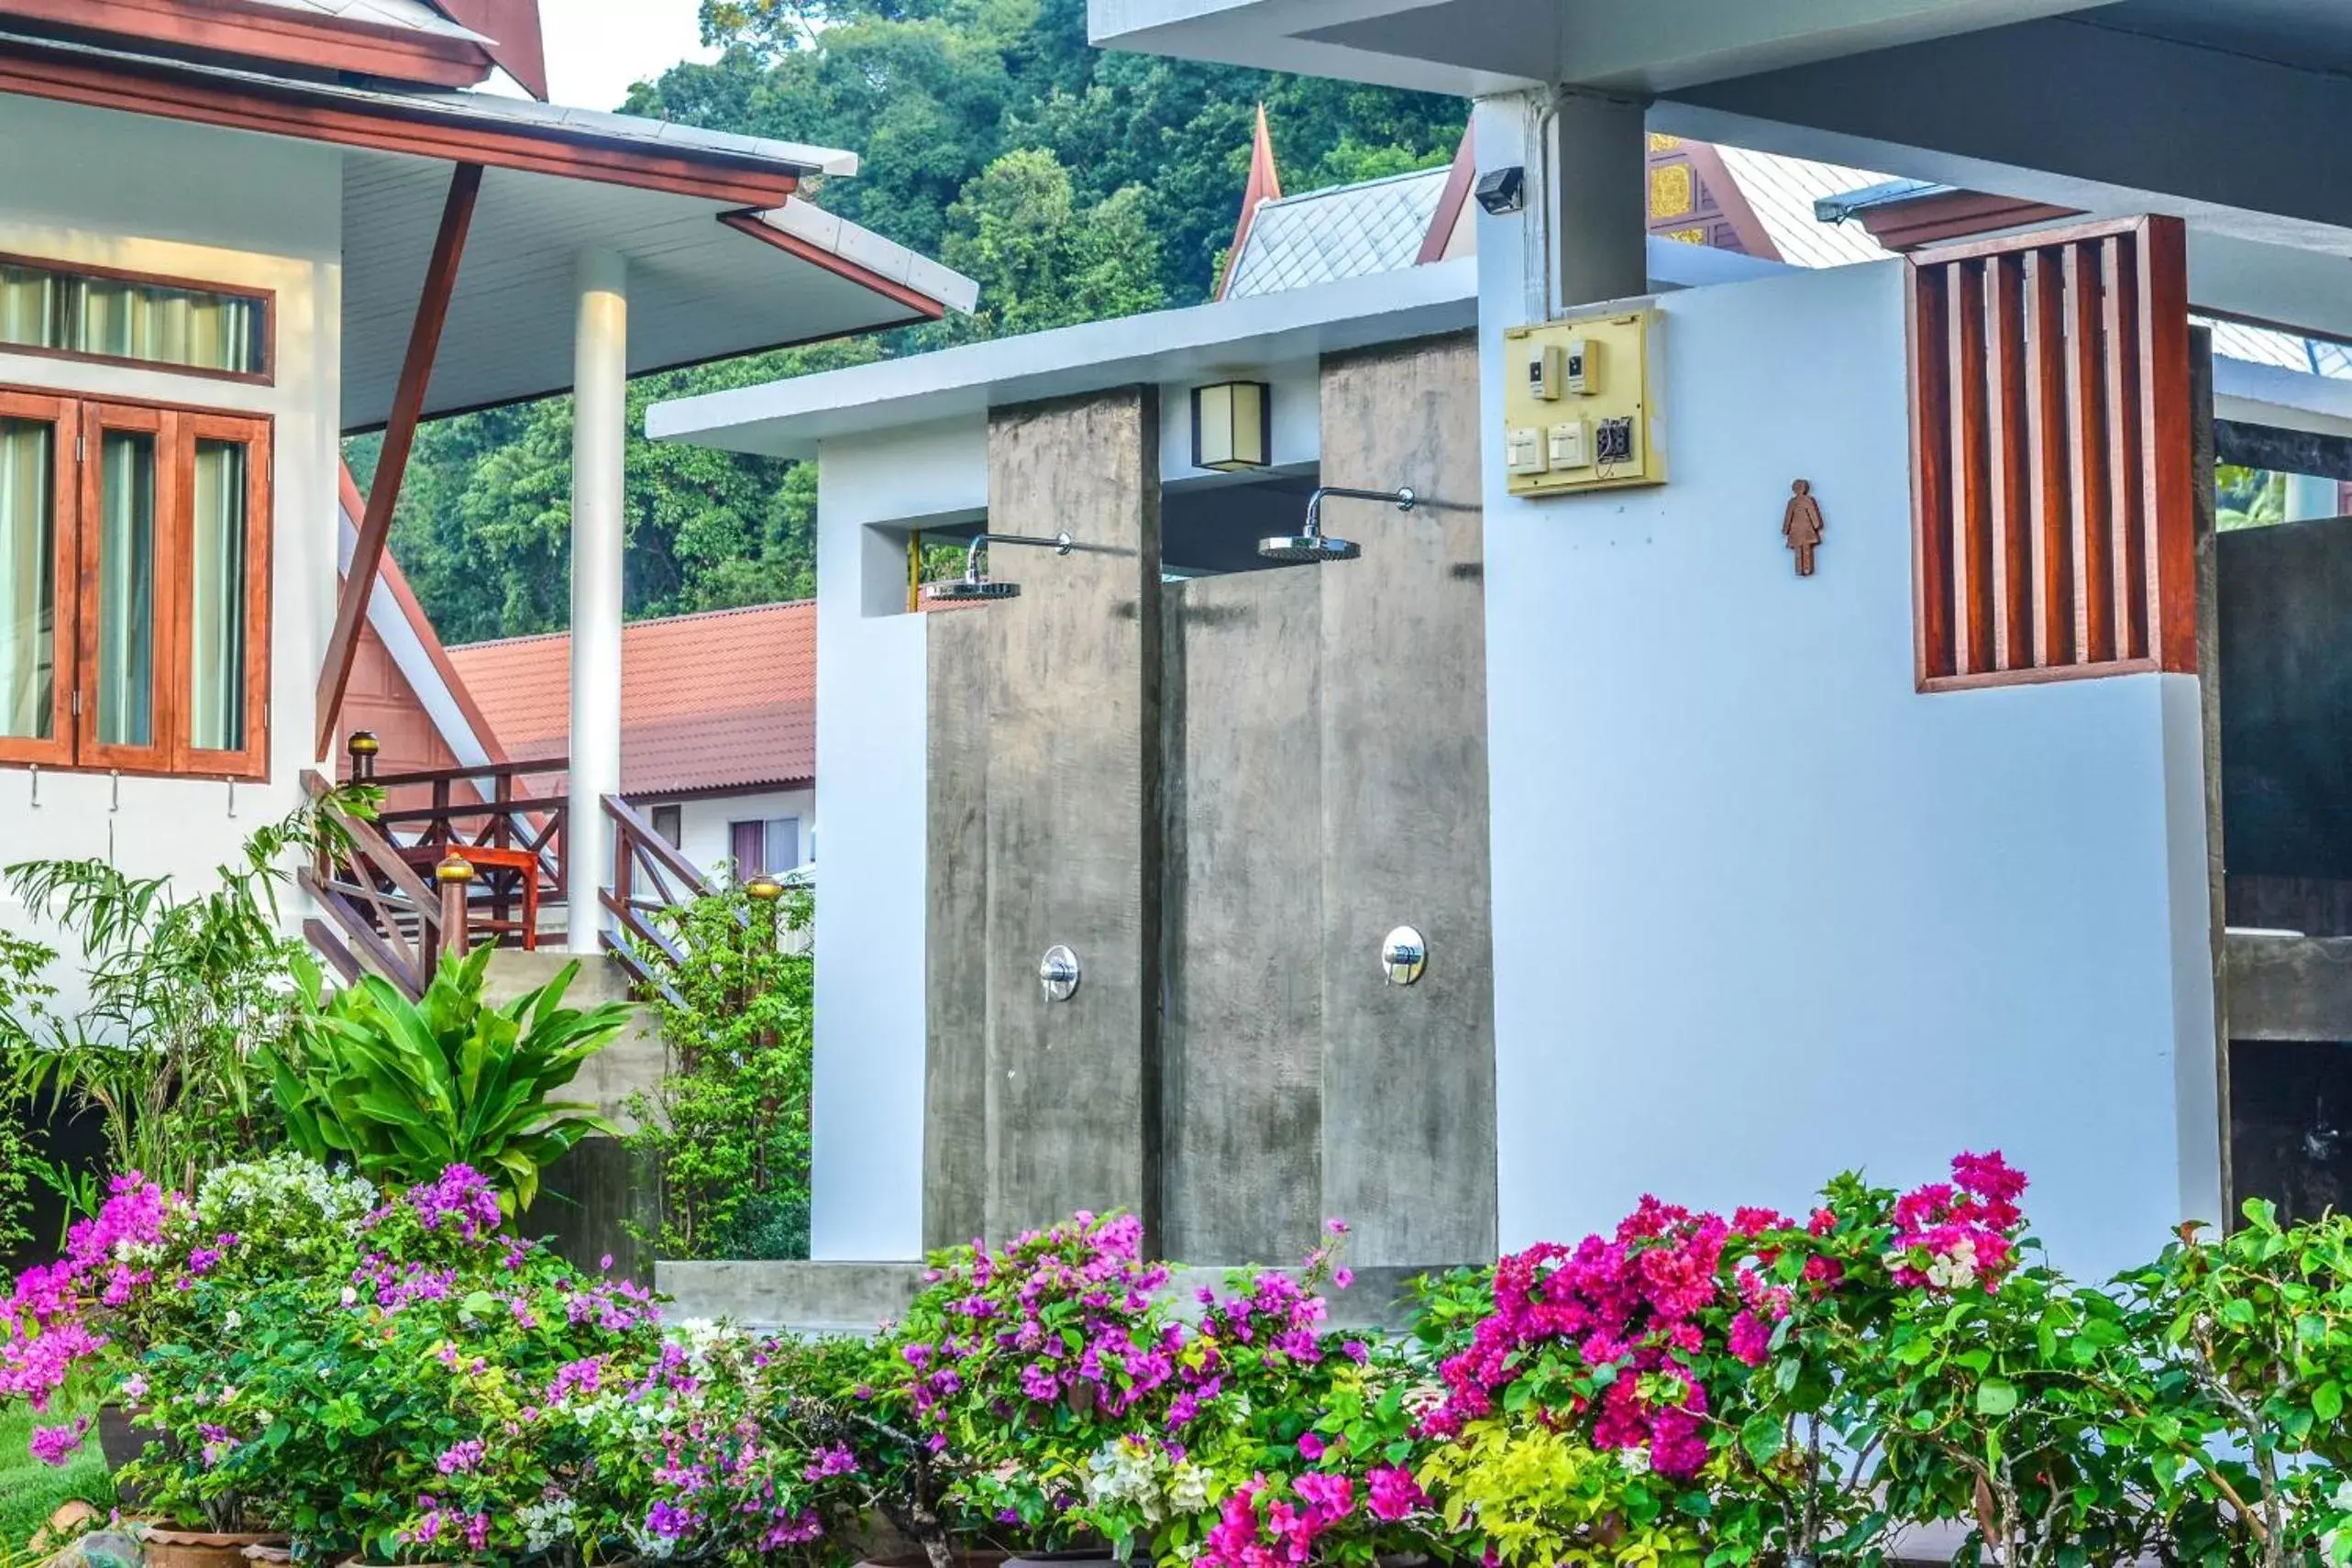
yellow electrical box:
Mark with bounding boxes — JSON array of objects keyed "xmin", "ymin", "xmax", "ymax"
[{"xmin": 1503, "ymin": 309, "xmax": 1665, "ymax": 497}]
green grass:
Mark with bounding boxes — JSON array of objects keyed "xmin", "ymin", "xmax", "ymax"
[{"xmin": 0, "ymin": 1406, "xmax": 113, "ymax": 1557}]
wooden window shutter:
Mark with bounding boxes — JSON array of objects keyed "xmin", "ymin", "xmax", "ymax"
[{"xmin": 1907, "ymin": 215, "xmax": 2194, "ymax": 689}]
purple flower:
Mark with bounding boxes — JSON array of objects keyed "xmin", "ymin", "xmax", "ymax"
[
  {"xmin": 28, "ymin": 1419, "xmax": 86, "ymax": 1467},
  {"xmin": 801, "ymin": 1444, "xmax": 858, "ymax": 1482},
  {"xmin": 436, "ymin": 1440, "xmax": 486, "ymax": 1475}
]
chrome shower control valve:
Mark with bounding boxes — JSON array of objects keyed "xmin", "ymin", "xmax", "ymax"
[
  {"xmin": 1382, "ymin": 926, "xmax": 1428, "ymax": 987},
  {"xmin": 1039, "ymin": 945, "xmax": 1082, "ymax": 1001}
]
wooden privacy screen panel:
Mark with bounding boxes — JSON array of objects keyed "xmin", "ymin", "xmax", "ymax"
[{"xmin": 1907, "ymin": 215, "xmax": 2194, "ymax": 690}]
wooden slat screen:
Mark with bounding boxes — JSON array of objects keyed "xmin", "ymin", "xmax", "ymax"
[{"xmin": 1906, "ymin": 215, "xmax": 2194, "ymax": 689}]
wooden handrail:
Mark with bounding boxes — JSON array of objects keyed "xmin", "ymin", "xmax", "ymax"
[
  {"xmin": 302, "ymin": 770, "xmax": 439, "ymax": 910},
  {"xmin": 602, "ymin": 794, "xmax": 716, "ymax": 900},
  {"xmin": 358, "ymin": 756, "xmax": 569, "ymax": 791}
]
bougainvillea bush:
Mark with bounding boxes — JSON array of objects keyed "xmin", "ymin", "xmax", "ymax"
[
  {"xmin": 3, "ymin": 1148, "xmax": 2350, "ymax": 1568},
  {"xmin": 130, "ymin": 1165, "xmax": 665, "ymax": 1559}
]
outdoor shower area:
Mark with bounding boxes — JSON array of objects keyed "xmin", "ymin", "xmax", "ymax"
[
  {"xmin": 2214, "ymin": 414, "xmax": 2352, "ymax": 1222},
  {"xmin": 916, "ymin": 334, "xmax": 1497, "ymax": 1275}
]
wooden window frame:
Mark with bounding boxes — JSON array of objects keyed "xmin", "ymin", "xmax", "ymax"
[
  {"xmin": 0, "ymin": 251, "xmax": 276, "ymax": 386},
  {"xmin": 181, "ymin": 412, "xmax": 274, "ymax": 781},
  {"xmin": 0, "ymin": 386, "xmax": 274, "ymax": 782},
  {"xmin": 0, "ymin": 390, "xmax": 78, "ymax": 768},
  {"xmin": 77, "ymin": 400, "xmax": 182, "ymax": 776}
]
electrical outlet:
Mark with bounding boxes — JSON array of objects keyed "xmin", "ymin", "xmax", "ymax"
[
  {"xmin": 1548, "ymin": 419, "xmax": 1591, "ymax": 470},
  {"xmin": 1596, "ymin": 415, "xmax": 1639, "ymax": 468},
  {"xmin": 1507, "ymin": 426, "xmax": 1549, "ymax": 475}
]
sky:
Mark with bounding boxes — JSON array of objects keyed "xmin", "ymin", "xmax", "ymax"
[{"xmin": 537, "ymin": 0, "xmax": 720, "ymax": 111}]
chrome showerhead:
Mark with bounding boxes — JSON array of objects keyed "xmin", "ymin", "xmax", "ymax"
[
  {"xmin": 1256, "ymin": 533, "xmax": 1363, "ymax": 563},
  {"xmin": 923, "ymin": 577, "xmax": 1021, "ymax": 602},
  {"xmin": 1257, "ymin": 485, "xmax": 1416, "ymax": 565},
  {"xmin": 921, "ymin": 530, "xmax": 1075, "ymax": 603}
]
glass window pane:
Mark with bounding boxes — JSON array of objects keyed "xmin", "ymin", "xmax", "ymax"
[
  {"xmin": 764, "ymin": 816, "xmax": 801, "ymax": 873},
  {"xmin": 189, "ymin": 439, "xmax": 248, "ymax": 753},
  {"xmin": 96, "ymin": 431, "xmax": 156, "ymax": 750},
  {"xmin": 0, "ymin": 267, "xmax": 61, "ymax": 352},
  {"xmin": 0, "ymin": 418, "xmax": 54, "ymax": 741},
  {"xmin": 22, "ymin": 266, "xmax": 266, "ymax": 375}
]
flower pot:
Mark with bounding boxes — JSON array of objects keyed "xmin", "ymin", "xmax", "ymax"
[
  {"xmin": 858, "ymin": 1552, "xmax": 1010, "ymax": 1568},
  {"xmin": 143, "ymin": 1529, "xmax": 290, "ymax": 1568},
  {"xmin": 96, "ymin": 1406, "xmax": 165, "ymax": 1472}
]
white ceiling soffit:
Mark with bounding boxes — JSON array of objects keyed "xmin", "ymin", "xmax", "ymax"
[
  {"xmin": 1088, "ymin": 0, "xmax": 2111, "ymax": 98},
  {"xmin": 1658, "ymin": 5, "xmax": 2352, "ymax": 262},
  {"xmin": 342, "ymin": 157, "xmax": 974, "ymax": 432}
]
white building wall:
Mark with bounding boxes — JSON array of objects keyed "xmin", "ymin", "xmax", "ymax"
[
  {"xmin": 0, "ymin": 97, "xmax": 341, "ymax": 949},
  {"xmin": 807, "ymin": 422, "xmax": 986, "ymax": 1260},
  {"xmin": 1471, "ymin": 96, "xmax": 2222, "ymax": 1281},
  {"xmin": 654, "ymin": 788, "xmax": 817, "ymax": 880}
]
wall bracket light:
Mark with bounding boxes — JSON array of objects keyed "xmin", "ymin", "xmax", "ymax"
[{"xmin": 1191, "ymin": 380, "xmax": 1273, "ymax": 471}]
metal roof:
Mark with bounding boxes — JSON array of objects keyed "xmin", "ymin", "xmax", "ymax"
[
  {"xmin": 1222, "ymin": 166, "xmax": 1449, "ymax": 299},
  {"xmin": 1710, "ymin": 146, "xmax": 1894, "ymax": 268},
  {"xmin": 0, "ymin": 27, "xmax": 859, "ymax": 176},
  {"xmin": 245, "ymin": 0, "xmax": 490, "ymax": 43},
  {"xmin": 2202, "ymin": 315, "xmax": 2352, "ymax": 382}
]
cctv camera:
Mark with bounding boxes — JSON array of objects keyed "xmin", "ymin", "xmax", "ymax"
[{"xmin": 1474, "ymin": 166, "xmax": 1526, "ymax": 216}]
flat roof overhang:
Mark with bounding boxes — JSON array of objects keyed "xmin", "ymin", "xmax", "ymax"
[
  {"xmin": 649, "ymin": 237, "xmax": 1772, "ymax": 460},
  {"xmin": 0, "ymin": 28, "xmax": 977, "ymax": 431},
  {"xmin": 1087, "ymin": 0, "xmax": 2113, "ymax": 98}
]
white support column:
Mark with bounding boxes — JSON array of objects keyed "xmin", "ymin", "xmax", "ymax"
[
  {"xmin": 1547, "ymin": 88, "xmax": 1648, "ymax": 311},
  {"xmin": 569, "ymin": 248, "xmax": 627, "ymax": 955}
]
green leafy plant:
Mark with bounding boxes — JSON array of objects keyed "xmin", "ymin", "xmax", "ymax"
[
  {"xmin": 267, "ymin": 945, "xmax": 629, "ymax": 1211},
  {"xmin": 2117, "ymin": 1201, "xmax": 2352, "ymax": 1565},
  {"xmin": 622, "ymin": 883, "xmax": 813, "ymax": 1259},
  {"xmin": 0, "ymin": 802, "xmax": 348, "ymax": 1198}
]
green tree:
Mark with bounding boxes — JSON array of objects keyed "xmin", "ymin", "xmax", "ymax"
[{"xmin": 937, "ymin": 149, "xmax": 1165, "ymax": 340}]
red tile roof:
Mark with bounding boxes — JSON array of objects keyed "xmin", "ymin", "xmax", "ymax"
[{"xmin": 447, "ymin": 601, "xmax": 816, "ymax": 798}]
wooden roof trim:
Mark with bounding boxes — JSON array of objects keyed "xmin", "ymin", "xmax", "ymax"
[
  {"xmin": 0, "ymin": 0, "xmax": 494, "ymax": 90},
  {"xmin": 718, "ymin": 210, "xmax": 949, "ymax": 321},
  {"xmin": 337, "ymin": 460, "xmax": 512, "ymax": 767},
  {"xmin": 1415, "ymin": 123, "xmax": 1477, "ymax": 267},
  {"xmin": 1216, "ymin": 104, "xmax": 1284, "ymax": 302},
  {"xmin": 1854, "ymin": 187, "xmax": 2087, "ymax": 253},
  {"xmin": 427, "ymin": 0, "xmax": 545, "ymax": 99},
  {"xmin": 0, "ymin": 34, "xmax": 804, "ymax": 205}
]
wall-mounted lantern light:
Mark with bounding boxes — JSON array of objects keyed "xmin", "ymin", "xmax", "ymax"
[{"xmin": 1190, "ymin": 380, "xmax": 1272, "ymax": 472}]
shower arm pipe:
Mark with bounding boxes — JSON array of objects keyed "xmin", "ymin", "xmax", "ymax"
[
  {"xmin": 1302, "ymin": 485, "xmax": 1418, "ymax": 540},
  {"xmin": 962, "ymin": 529, "xmax": 1076, "ymax": 580}
]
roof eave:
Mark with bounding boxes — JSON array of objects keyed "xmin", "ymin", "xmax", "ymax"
[{"xmin": 0, "ymin": 28, "xmax": 848, "ymax": 204}]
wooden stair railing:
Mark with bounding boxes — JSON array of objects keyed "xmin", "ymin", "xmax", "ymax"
[
  {"xmin": 300, "ymin": 769, "xmax": 445, "ymax": 999},
  {"xmin": 600, "ymin": 794, "xmax": 725, "ymax": 1009},
  {"xmin": 343, "ymin": 736, "xmax": 569, "ymax": 951}
]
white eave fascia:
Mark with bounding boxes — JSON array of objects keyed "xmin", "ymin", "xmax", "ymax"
[
  {"xmin": 750, "ymin": 198, "xmax": 979, "ymax": 315},
  {"xmin": 2214, "ymin": 356, "xmax": 2352, "ymax": 441},
  {"xmin": 650, "ymin": 256, "xmax": 1478, "ymax": 458}
]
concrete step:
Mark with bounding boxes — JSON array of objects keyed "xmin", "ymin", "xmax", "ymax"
[{"xmin": 480, "ymin": 949, "xmax": 663, "ymax": 1127}]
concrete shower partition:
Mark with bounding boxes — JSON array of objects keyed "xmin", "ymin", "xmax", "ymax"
[
  {"xmin": 920, "ymin": 340, "xmax": 1495, "ymax": 1270},
  {"xmin": 925, "ymin": 388, "xmax": 1167, "ymax": 1247}
]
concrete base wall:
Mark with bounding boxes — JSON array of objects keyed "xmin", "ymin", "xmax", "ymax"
[
  {"xmin": 487, "ymin": 950, "xmax": 664, "ymax": 1280},
  {"xmin": 656, "ymin": 1258, "xmax": 1445, "ymax": 1333}
]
